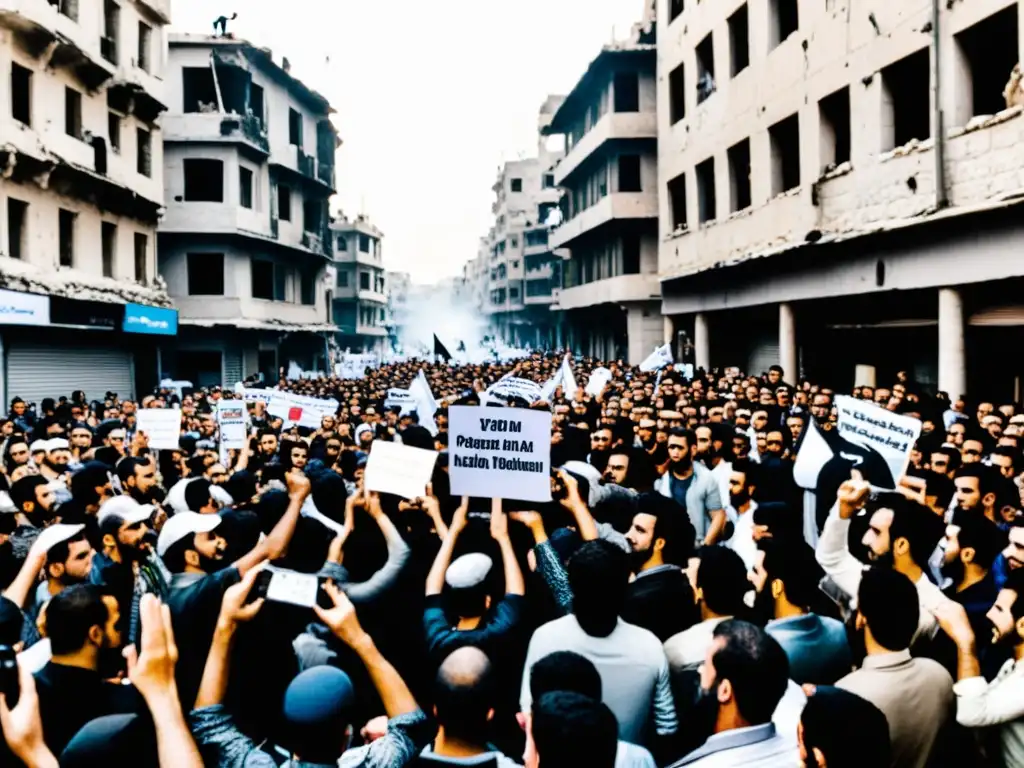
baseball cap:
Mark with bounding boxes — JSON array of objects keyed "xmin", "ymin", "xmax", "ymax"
[
  {"xmin": 157, "ymin": 512, "xmax": 221, "ymax": 557},
  {"xmin": 98, "ymin": 496, "xmax": 156, "ymax": 526},
  {"xmin": 45, "ymin": 438, "xmax": 70, "ymax": 452},
  {"xmin": 34, "ymin": 523, "xmax": 86, "ymax": 554}
]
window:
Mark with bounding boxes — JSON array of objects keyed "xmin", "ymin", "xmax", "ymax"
[
  {"xmin": 101, "ymin": 222, "xmax": 116, "ymax": 278},
  {"xmin": 727, "ymin": 139, "xmax": 752, "ymax": 212},
  {"xmin": 819, "ymin": 86, "xmax": 851, "ymax": 170},
  {"xmin": 696, "ymin": 158, "xmax": 716, "ymax": 224},
  {"xmin": 510, "ymin": 286, "xmax": 519, "ymax": 300},
  {"xmin": 669, "ymin": 63, "xmax": 686, "ymax": 124},
  {"xmin": 108, "ymin": 111, "xmax": 121, "ymax": 153},
  {"xmin": 667, "ymin": 173, "xmax": 687, "ymax": 231},
  {"xmin": 669, "ymin": 0, "xmax": 684, "ymax": 23},
  {"xmin": 510, "ymin": 178, "xmax": 523, "ymax": 193},
  {"xmin": 274, "ymin": 265, "xmax": 287, "ymax": 301},
  {"xmin": 880, "ymin": 49, "xmax": 930, "ymax": 150},
  {"xmin": 184, "ymin": 159, "xmax": 224, "ymax": 202},
  {"xmin": 137, "ymin": 21, "xmax": 152, "ymax": 72},
  {"xmin": 134, "ymin": 233, "xmax": 147, "ymax": 284},
  {"xmin": 252, "ymin": 259, "xmax": 274, "ymax": 300},
  {"xmin": 239, "ymin": 167, "xmax": 254, "ymax": 209},
  {"xmin": 136, "ymin": 128, "xmax": 151, "ymax": 177},
  {"xmin": 622, "ymin": 233, "xmax": 640, "ymax": 274},
  {"xmin": 769, "ymin": 113, "xmax": 801, "ymax": 195},
  {"xmin": 278, "ymin": 185, "xmax": 291, "ymax": 221},
  {"xmin": 768, "ymin": 0, "xmax": 799, "ymax": 50},
  {"xmin": 729, "ymin": 5, "xmax": 750, "ymax": 77},
  {"xmin": 337, "ymin": 270, "xmax": 349, "ymax": 288},
  {"xmin": 300, "ymin": 271, "xmax": 315, "ymax": 305},
  {"xmin": 188, "ymin": 253, "xmax": 224, "ymax": 295},
  {"xmin": 696, "ymin": 34, "xmax": 715, "ymax": 104},
  {"xmin": 58, "ymin": 0, "xmax": 78, "ymax": 21},
  {"xmin": 359, "ymin": 271, "xmax": 371, "ymax": 290},
  {"xmin": 543, "ymin": 174, "xmax": 555, "ymax": 188},
  {"xmin": 510, "ymin": 236, "xmax": 519, "ymax": 249},
  {"xmin": 58, "ymin": 209, "xmax": 76, "ymax": 267},
  {"xmin": 613, "ymin": 71, "xmax": 640, "ymax": 112},
  {"xmin": 359, "ymin": 234, "xmax": 371, "ymax": 253},
  {"xmin": 11, "ymin": 64, "xmax": 31, "ymax": 125},
  {"xmin": 337, "ymin": 235, "xmax": 347, "ymax": 251},
  {"xmin": 249, "ymin": 83, "xmax": 265, "ymax": 124},
  {"xmin": 379, "ymin": 308, "xmax": 386, "ymax": 323},
  {"xmin": 182, "ymin": 67, "xmax": 217, "ymax": 113},
  {"xmin": 102, "ymin": 0, "xmax": 119, "ymax": 64},
  {"xmin": 953, "ymin": 6, "xmax": 1019, "ymax": 123},
  {"xmin": 288, "ymin": 108, "xmax": 303, "ymax": 147},
  {"xmin": 618, "ymin": 154, "xmax": 642, "ymax": 192},
  {"xmin": 538, "ymin": 202, "xmax": 557, "ymax": 224},
  {"xmin": 65, "ymin": 88, "xmax": 82, "ymax": 139},
  {"xmin": 6, "ymin": 199, "xmax": 27, "ymax": 260}
]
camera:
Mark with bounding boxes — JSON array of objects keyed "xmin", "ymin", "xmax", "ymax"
[{"xmin": 0, "ymin": 645, "xmax": 20, "ymax": 707}]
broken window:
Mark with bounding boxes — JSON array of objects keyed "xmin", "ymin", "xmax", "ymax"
[
  {"xmin": 102, "ymin": 0, "xmax": 119, "ymax": 64},
  {"xmin": 510, "ymin": 236, "xmax": 519, "ymax": 249},
  {"xmin": 669, "ymin": 63, "xmax": 686, "ymax": 124},
  {"xmin": 769, "ymin": 113, "xmax": 801, "ymax": 194},
  {"xmin": 880, "ymin": 48, "xmax": 930, "ymax": 150},
  {"xmin": 137, "ymin": 21, "xmax": 152, "ymax": 73},
  {"xmin": 696, "ymin": 159, "xmax": 716, "ymax": 224},
  {"xmin": 819, "ymin": 86, "xmax": 851, "ymax": 170},
  {"xmin": 108, "ymin": 111, "xmax": 121, "ymax": 153},
  {"xmin": 239, "ymin": 167, "xmax": 254, "ymax": 209},
  {"xmin": 184, "ymin": 159, "xmax": 224, "ymax": 202},
  {"xmin": 250, "ymin": 83, "xmax": 265, "ymax": 124},
  {"xmin": 618, "ymin": 154, "xmax": 642, "ymax": 192},
  {"xmin": 6, "ymin": 199, "xmax": 27, "ymax": 260},
  {"xmin": 300, "ymin": 271, "xmax": 315, "ymax": 305},
  {"xmin": 59, "ymin": 209, "xmax": 76, "ymax": 268},
  {"xmin": 359, "ymin": 234, "xmax": 371, "ymax": 253},
  {"xmin": 511, "ymin": 178, "xmax": 523, "ymax": 193},
  {"xmin": 669, "ymin": 0, "xmax": 684, "ymax": 23},
  {"xmin": 614, "ymin": 71, "xmax": 640, "ymax": 112},
  {"xmin": 277, "ymin": 185, "xmax": 291, "ymax": 221},
  {"xmin": 251, "ymin": 259, "xmax": 274, "ymax": 300},
  {"xmin": 190, "ymin": 253, "xmax": 224, "ymax": 295},
  {"xmin": 696, "ymin": 34, "xmax": 715, "ymax": 104},
  {"xmin": 134, "ymin": 233, "xmax": 147, "ymax": 284},
  {"xmin": 729, "ymin": 5, "xmax": 750, "ymax": 77},
  {"xmin": 274, "ymin": 265, "xmax": 287, "ymax": 301},
  {"xmin": 65, "ymin": 87, "xmax": 82, "ymax": 139},
  {"xmin": 768, "ymin": 0, "xmax": 798, "ymax": 50},
  {"xmin": 668, "ymin": 172, "xmax": 687, "ymax": 230},
  {"xmin": 288, "ymin": 108, "xmax": 303, "ymax": 148},
  {"xmin": 303, "ymin": 199, "xmax": 322, "ymax": 233},
  {"xmin": 728, "ymin": 138, "xmax": 752, "ymax": 212},
  {"xmin": 11, "ymin": 64, "xmax": 31, "ymax": 126},
  {"xmin": 953, "ymin": 5, "xmax": 1019, "ymax": 123},
  {"xmin": 182, "ymin": 67, "xmax": 217, "ymax": 113},
  {"xmin": 359, "ymin": 271, "xmax": 370, "ymax": 290},
  {"xmin": 101, "ymin": 221, "xmax": 116, "ymax": 278},
  {"xmin": 136, "ymin": 128, "xmax": 151, "ymax": 177}
]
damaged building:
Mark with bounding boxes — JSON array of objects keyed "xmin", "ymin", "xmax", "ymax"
[
  {"xmin": 330, "ymin": 213, "xmax": 389, "ymax": 355},
  {"xmin": 659, "ymin": 0, "xmax": 1024, "ymax": 398},
  {"xmin": 0, "ymin": 0, "xmax": 177, "ymax": 404},
  {"xmin": 157, "ymin": 33, "xmax": 338, "ymax": 387}
]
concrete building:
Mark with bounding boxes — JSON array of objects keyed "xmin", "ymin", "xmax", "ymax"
[
  {"xmin": 157, "ymin": 33, "xmax": 338, "ymax": 387},
  {"xmin": 0, "ymin": 0, "xmax": 178, "ymax": 404},
  {"xmin": 545, "ymin": 17, "xmax": 662, "ymax": 365},
  {"xmin": 483, "ymin": 96, "xmax": 566, "ymax": 348},
  {"xmin": 658, "ymin": 0, "xmax": 1024, "ymax": 399},
  {"xmin": 330, "ymin": 213, "xmax": 388, "ymax": 354}
]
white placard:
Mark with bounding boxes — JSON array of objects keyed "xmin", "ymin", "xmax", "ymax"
[
  {"xmin": 253, "ymin": 390, "xmax": 338, "ymax": 430},
  {"xmin": 384, "ymin": 388, "xmax": 416, "ymax": 411},
  {"xmin": 585, "ymin": 367, "xmax": 613, "ymax": 396},
  {"xmin": 136, "ymin": 407, "xmax": 181, "ymax": 450},
  {"xmin": 364, "ymin": 440, "xmax": 438, "ymax": 500},
  {"xmin": 486, "ymin": 377, "xmax": 544, "ymax": 404},
  {"xmin": 448, "ymin": 405, "xmax": 552, "ymax": 503},
  {"xmin": 216, "ymin": 401, "xmax": 247, "ymax": 450},
  {"xmin": 834, "ymin": 395, "xmax": 922, "ymax": 487},
  {"xmin": 639, "ymin": 343, "xmax": 673, "ymax": 372},
  {"xmin": 265, "ymin": 567, "xmax": 319, "ymax": 608}
]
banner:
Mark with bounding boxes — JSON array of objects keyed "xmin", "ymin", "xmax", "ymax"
[
  {"xmin": 241, "ymin": 389, "xmax": 337, "ymax": 430},
  {"xmin": 448, "ymin": 405, "xmax": 552, "ymax": 503},
  {"xmin": 585, "ymin": 367, "xmax": 613, "ymax": 397},
  {"xmin": 364, "ymin": 441, "xmax": 438, "ymax": 499},
  {"xmin": 486, "ymin": 377, "xmax": 544, "ymax": 404},
  {"xmin": 384, "ymin": 388, "xmax": 416, "ymax": 412},
  {"xmin": 136, "ymin": 407, "xmax": 181, "ymax": 450},
  {"xmin": 216, "ymin": 400, "xmax": 248, "ymax": 450},
  {"xmin": 335, "ymin": 354, "xmax": 378, "ymax": 380},
  {"xmin": 639, "ymin": 343, "xmax": 673, "ymax": 372}
]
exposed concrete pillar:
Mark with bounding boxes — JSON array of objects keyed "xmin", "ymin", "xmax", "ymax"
[
  {"xmin": 779, "ymin": 302, "xmax": 798, "ymax": 382},
  {"xmin": 694, "ymin": 312, "xmax": 710, "ymax": 371},
  {"xmin": 663, "ymin": 315, "xmax": 675, "ymax": 345},
  {"xmin": 938, "ymin": 287, "xmax": 967, "ymax": 398}
]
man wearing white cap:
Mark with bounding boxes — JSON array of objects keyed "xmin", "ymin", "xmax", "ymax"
[
  {"xmin": 29, "ymin": 440, "xmax": 48, "ymax": 468},
  {"xmin": 39, "ymin": 438, "xmax": 72, "ymax": 483}
]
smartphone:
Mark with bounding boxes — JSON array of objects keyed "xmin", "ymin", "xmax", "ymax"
[
  {"xmin": 249, "ymin": 567, "xmax": 331, "ymax": 609},
  {"xmin": 0, "ymin": 645, "xmax": 19, "ymax": 707}
]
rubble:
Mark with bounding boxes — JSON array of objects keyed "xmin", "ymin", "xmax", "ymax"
[{"xmin": 0, "ymin": 257, "xmax": 173, "ymax": 307}]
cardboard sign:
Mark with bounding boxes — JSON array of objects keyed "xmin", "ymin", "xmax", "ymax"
[
  {"xmin": 384, "ymin": 388, "xmax": 416, "ymax": 412},
  {"xmin": 448, "ymin": 405, "xmax": 552, "ymax": 503},
  {"xmin": 216, "ymin": 401, "xmax": 247, "ymax": 450},
  {"xmin": 136, "ymin": 408, "xmax": 181, "ymax": 450},
  {"xmin": 364, "ymin": 440, "xmax": 438, "ymax": 499},
  {"xmin": 834, "ymin": 395, "xmax": 922, "ymax": 486},
  {"xmin": 486, "ymin": 377, "xmax": 544, "ymax": 404}
]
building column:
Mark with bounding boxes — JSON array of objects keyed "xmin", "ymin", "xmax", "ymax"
[
  {"xmin": 694, "ymin": 312, "xmax": 710, "ymax": 371},
  {"xmin": 938, "ymin": 287, "xmax": 967, "ymax": 398},
  {"xmin": 663, "ymin": 315, "xmax": 676, "ymax": 363},
  {"xmin": 779, "ymin": 302, "xmax": 798, "ymax": 382}
]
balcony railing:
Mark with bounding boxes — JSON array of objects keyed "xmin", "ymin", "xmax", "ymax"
[
  {"xmin": 241, "ymin": 114, "xmax": 270, "ymax": 153},
  {"xmin": 301, "ymin": 230, "xmax": 326, "ymax": 255}
]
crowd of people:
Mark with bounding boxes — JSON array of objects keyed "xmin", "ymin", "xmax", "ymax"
[{"xmin": 0, "ymin": 353, "xmax": 1022, "ymax": 767}]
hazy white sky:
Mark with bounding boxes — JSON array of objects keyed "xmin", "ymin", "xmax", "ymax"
[{"xmin": 170, "ymin": 1, "xmax": 644, "ymax": 284}]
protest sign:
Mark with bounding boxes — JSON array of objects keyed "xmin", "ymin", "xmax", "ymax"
[
  {"xmin": 335, "ymin": 353, "xmax": 378, "ymax": 380},
  {"xmin": 363, "ymin": 440, "xmax": 438, "ymax": 499},
  {"xmin": 585, "ymin": 367, "xmax": 612, "ymax": 396},
  {"xmin": 136, "ymin": 407, "xmax": 181, "ymax": 450},
  {"xmin": 486, "ymin": 377, "xmax": 544, "ymax": 404},
  {"xmin": 384, "ymin": 388, "xmax": 416, "ymax": 412},
  {"xmin": 448, "ymin": 405, "xmax": 552, "ymax": 503},
  {"xmin": 834, "ymin": 395, "xmax": 921, "ymax": 485},
  {"xmin": 639, "ymin": 343, "xmax": 673, "ymax": 372},
  {"xmin": 216, "ymin": 400, "xmax": 248, "ymax": 450},
  {"xmin": 159, "ymin": 379, "xmax": 192, "ymax": 399},
  {"xmin": 265, "ymin": 391, "xmax": 339, "ymax": 430}
]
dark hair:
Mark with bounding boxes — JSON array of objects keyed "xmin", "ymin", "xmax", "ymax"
[
  {"xmin": 46, "ymin": 584, "xmax": 110, "ymax": 655},
  {"xmin": 857, "ymin": 568, "xmax": 918, "ymax": 652},
  {"xmin": 709, "ymin": 619, "xmax": 789, "ymax": 726},
  {"xmin": 696, "ymin": 545, "xmax": 749, "ymax": 617},
  {"xmin": 10, "ymin": 475, "xmax": 48, "ymax": 513},
  {"xmin": 952, "ymin": 510, "xmax": 1008, "ymax": 571},
  {"xmin": 567, "ymin": 540, "xmax": 630, "ymax": 638},
  {"xmin": 883, "ymin": 494, "xmax": 945, "ymax": 569},
  {"xmin": 45, "ymin": 532, "xmax": 89, "ymax": 570},
  {"xmin": 116, "ymin": 457, "xmax": 146, "ymax": 486},
  {"xmin": 666, "ymin": 428, "xmax": 696, "ymax": 448},
  {"xmin": 432, "ymin": 648, "xmax": 494, "ymax": 743},
  {"xmin": 1004, "ymin": 569, "xmax": 1024, "ymax": 623},
  {"xmin": 925, "ymin": 471, "xmax": 955, "ymax": 510},
  {"xmin": 184, "ymin": 478, "xmax": 214, "ymax": 512},
  {"xmin": 529, "ymin": 651, "xmax": 602, "ymax": 702},
  {"xmin": 636, "ymin": 492, "xmax": 694, "ymax": 565},
  {"xmin": 160, "ymin": 535, "xmax": 193, "ymax": 574},
  {"xmin": 531, "ymin": 692, "xmax": 618, "ymax": 768},
  {"xmin": 758, "ymin": 539, "xmax": 821, "ymax": 611},
  {"xmin": 801, "ymin": 686, "xmax": 891, "ymax": 768},
  {"xmin": 730, "ymin": 458, "xmax": 759, "ymax": 489}
]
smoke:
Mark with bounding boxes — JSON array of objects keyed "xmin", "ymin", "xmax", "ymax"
[{"xmin": 395, "ymin": 283, "xmax": 490, "ymax": 356}]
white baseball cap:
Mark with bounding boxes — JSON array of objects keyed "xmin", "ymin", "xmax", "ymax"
[
  {"xmin": 157, "ymin": 512, "xmax": 221, "ymax": 557},
  {"xmin": 33, "ymin": 523, "xmax": 86, "ymax": 555},
  {"xmin": 98, "ymin": 496, "xmax": 156, "ymax": 526}
]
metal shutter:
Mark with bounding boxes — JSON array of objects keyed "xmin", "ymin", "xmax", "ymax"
[
  {"xmin": 747, "ymin": 339, "xmax": 781, "ymax": 379},
  {"xmin": 7, "ymin": 344, "xmax": 134, "ymax": 406},
  {"xmin": 223, "ymin": 350, "xmax": 242, "ymax": 388}
]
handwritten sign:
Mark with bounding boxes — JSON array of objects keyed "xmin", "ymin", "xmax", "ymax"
[
  {"xmin": 136, "ymin": 408, "xmax": 181, "ymax": 450},
  {"xmin": 448, "ymin": 405, "xmax": 552, "ymax": 503},
  {"xmin": 364, "ymin": 440, "xmax": 438, "ymax": 499},
  {"xmin": 216, "ymin": 401, "xmax": 247, "ymax": 450},
  {"xmin": 486, "ymin": 377, "xmax": 544, "ymax": 404},
  {"xmin": 834, "ymin": 395, "xmax": 922, "ymax": 487},
  {"xmin": 384, "ymin": 388, "xmax": 416, "ymax": 412}
]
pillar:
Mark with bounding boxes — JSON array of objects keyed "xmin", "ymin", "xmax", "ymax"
[
  {"xmin": 779, "ymin": 302, "xmax": 797, "ymax": 382},
  {"xmin": 663, "ymin": 315, "xmax": 675, "ymax": 345},
  {"xmin": 938, "ymin": 287, "xmax": 966, "ymax": 398},
  {"xmin": 694, "ymin": 312, "xmax": 710, "ymax": 371}
]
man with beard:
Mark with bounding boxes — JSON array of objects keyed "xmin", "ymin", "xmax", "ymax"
[
  {"xmin": 116, "ymin": 456, "xmax": 161, "ymax": 505},
  {"xmin": 60, "ymin": 461, "xmax": 114, "ymax": 525},
  {"xmin": 668, "ymin": 619, "xmax": 795, "ymax": 767},
  {"xmin": 837, "ymin": 569, "xmax": 954, "ymax": 768},
  {"xmin": 38, "ymin": 438, "xmax": 72, "ymax": 483},
  {"xmin": 654, "ymin": 429, "xmax": 726, "ymax": 547},
  {"xmin": 622, "ymin": 493, "xmax": 697, "ymax": 642},
  {"xmin": 941, "ymin": 511, "xmax": 1005, "ymax": 646},
  {"xmin": 695, "ymin": 425, "xmax": 731, "ymax": 511},
  {"xmin": 724, "ymin": 460, "xmax": 759, "ymax": 570},
  {"xmin": 9, "ymin": 475, "xmax": 59, "ymax": 529},
  {"xmin": 589, "ymin": 426, "xmax": 615, "ymax": 474}
]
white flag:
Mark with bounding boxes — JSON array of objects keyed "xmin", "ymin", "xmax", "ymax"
[
  {"xmin": 410, "ymin": 370, "xmax": 438, "ymax": 435},
  {"xmin": 639, "ymin": 343, "xmax": 673, "ymax": 372},
  {"xmin": 560, "ymin": 355, "xmax": 579, "ymax": 399},
  {"xmin": 584, "ymin": 367, "xmax": 611, "ymax": 397}
]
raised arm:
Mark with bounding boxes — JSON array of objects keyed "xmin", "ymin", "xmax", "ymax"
[
  {"xmin": 425, "ymin": 497, "xmax": 469, "ymax": 596},
  {"xmin": 491, "ymin": 498, "xmax": 525, "ymax": 596},
  {"xmin": 234, "ymin": 471, "xmax": 311, "ymax": 576},
  {"xmin": 2, "ymin": 539, "xmax": 49, "ymax": 610},
  {"xmin": 559, "ymin": 470, "xmax": 599, "ymax": 541},
  {"xmin": 341, "ymin": 493, "xmax": 410, "ymax": 604}
]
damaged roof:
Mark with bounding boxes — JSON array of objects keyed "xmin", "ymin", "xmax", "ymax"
[
  {"xmin": 0, "ymin": 256, "xmax": 173, "ymax": 307},
  {"xmin": 180, "ymin": 318, "xmax": 339, "ymax": 334}
]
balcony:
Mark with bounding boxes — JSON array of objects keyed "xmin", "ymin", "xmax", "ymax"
[
  {"xmin": 271, "ymin": 144, "xmax": 335, "ymax": 192},
  {"xmin": 357, "ymin": 289, "xmax": 387, "ymax": 305},
  {"xmin": 525, "ymin": 263, "xmax": 554, "ymax": 280},
  {"xmin": 555, "ymin": 112, "xmax": 657, "ymax": 186},
  {"xmin": 556, "ymin": 273, "xmax": 660, "ymax": 310},
  {"xmin": 301, "ymin": 231, "xmax": 327, "ymax": 256},
  {"xmin": 550, "ymin": 192, "xmax": 658, "ymax": 250},
  {"xmin": 162, "ymin": 113, "xmax": 268, "ymax": 155}
]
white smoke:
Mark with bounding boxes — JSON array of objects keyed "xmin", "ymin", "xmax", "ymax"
[{"xmin": 395, "ymin": 283, "xmax": 490, "ymax": 357}]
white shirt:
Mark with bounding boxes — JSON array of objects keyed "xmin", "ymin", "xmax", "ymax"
[
  {"xmin": 664, "ymin": 617, "xmax": 730, "ymax": 672},
  {"xmin": 953, "ymin": 658, "xmax": 1024, "ymax": 766},
  {"xmin": 726, "ymin": 500, "xmax": 758, "ymax": 571},
  {"xmin": 710, "ymin": 460, "xmax": 733, "ymax": 512}
]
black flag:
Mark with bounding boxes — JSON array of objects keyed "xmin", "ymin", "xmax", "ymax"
[{"xmin": 434, "ymin": 334, "xmax": 453, "ymax": 362}]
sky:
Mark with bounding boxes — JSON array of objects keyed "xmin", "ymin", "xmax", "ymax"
[{"xmin": 170, "ymin": 0, "xmax": 645, "ymax": 284}]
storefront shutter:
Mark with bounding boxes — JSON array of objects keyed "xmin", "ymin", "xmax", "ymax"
[{"xmin": 7, "ymin": 343, "xmax": 134, "ymax": 407}]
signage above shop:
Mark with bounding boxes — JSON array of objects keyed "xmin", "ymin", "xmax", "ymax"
[{"xmin": 123, "ymin": 303, "xmax": 178, "ymax": 336}]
